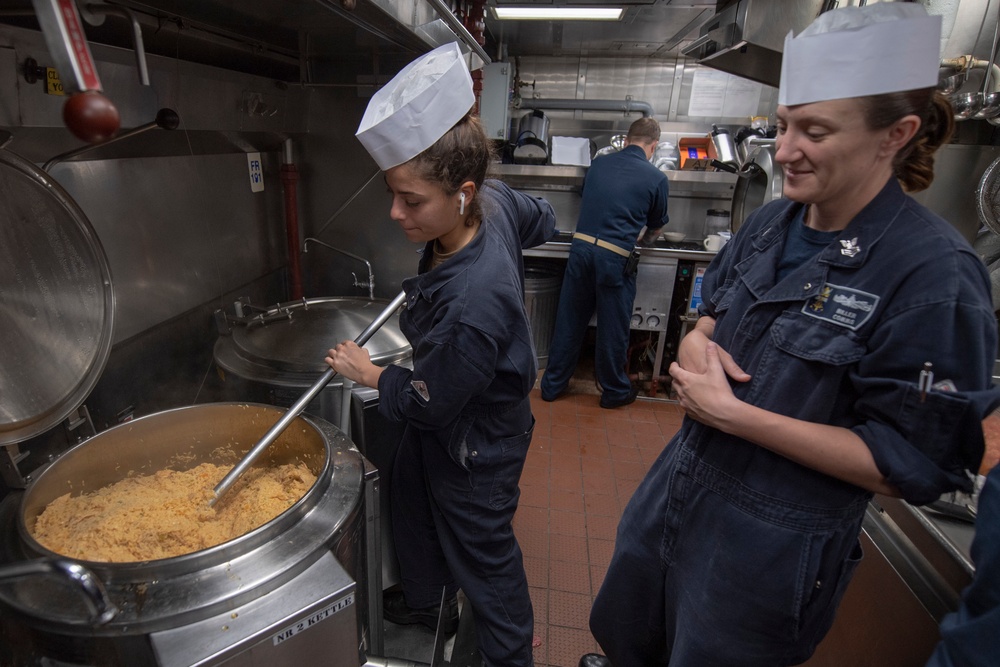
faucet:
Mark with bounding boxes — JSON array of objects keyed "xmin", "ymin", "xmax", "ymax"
[{"xmin": 302, "ymin": 237, "xmax": 375, "ymax": 300}]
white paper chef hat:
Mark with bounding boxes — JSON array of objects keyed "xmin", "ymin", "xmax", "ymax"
[
  {"xmin": 356, "ymin": 42, "xmax": 475, "ymax": 170},
  {"xmin": 778, "ymin": 3, "xmax": 942, "ymax": 107}
]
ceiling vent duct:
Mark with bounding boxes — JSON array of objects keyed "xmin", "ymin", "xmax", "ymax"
[{"xmin": 681, "ymin": 0, "xmax": 828, "ymax": 87}]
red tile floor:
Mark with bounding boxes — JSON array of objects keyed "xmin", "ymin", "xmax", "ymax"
[
  {"xmin": 516, "ymin": 387, "xmax": 685, "ymax": 667},
  {"xmin": 515, "ymin": 387, "xmax": 1000, "ymax": 667}
]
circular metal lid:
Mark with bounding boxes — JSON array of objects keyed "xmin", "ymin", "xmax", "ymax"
[
  {"xmin": 0, "ymin": 145, "xmax": 114, "ymax": 446},
  {"xmin": 214, "ymin": 297, "xmax": 410, "ymax": 385},
  {"xmin": 977, "ymin": 156, "xmax": 1000, "ymax": 237}
]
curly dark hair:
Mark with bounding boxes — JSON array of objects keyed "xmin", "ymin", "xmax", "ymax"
[
  {"xmin": 859, "ymin": 88, "xmax": 954, "ymax": 193},
  {"xmin": 407, "ymin": 114, "xmax": 495, "ymax": 226}
]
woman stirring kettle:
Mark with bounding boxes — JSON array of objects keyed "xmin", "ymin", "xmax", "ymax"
[
  {"xmin": 582, "ymin": 5, "xmax": 1000, "ymax": 666},
  {"xmin": 326, "ymin": 43, "xmax": 555, "ymax": 666}
]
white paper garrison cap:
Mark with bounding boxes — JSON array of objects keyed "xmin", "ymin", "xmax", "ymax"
[
  {"xmin": 778, "ymin": 3, "xmax": 942, "ymax": 106},
  {"xmin": 355, "ymin": 41, "xmax": 475, "ymax": 170}
]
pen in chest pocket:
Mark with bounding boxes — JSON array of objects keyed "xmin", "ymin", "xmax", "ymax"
[{"xmin": 919, "ymin": 362, "xmax": 934, "ymax": 403}]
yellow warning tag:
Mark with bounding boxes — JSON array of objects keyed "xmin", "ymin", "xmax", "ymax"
[{"xmin": 46, "ymin": 68, "xmax": 66, "ymax": 96}]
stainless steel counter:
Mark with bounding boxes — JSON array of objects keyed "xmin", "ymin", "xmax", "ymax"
[
  {"xmin": 804, "ymin": 495, "xmax": 976, "ymax": 666},
  {"xmin": 524, "ymin": 236, "xmax": 719, "ymax": 263},
  {"xmin": 495, "ymin": 163, "xmax": 737, "ymax": 244},
  {"xmin": 524, "ymin": 236, "xmax": 718, "ymax": 399}
]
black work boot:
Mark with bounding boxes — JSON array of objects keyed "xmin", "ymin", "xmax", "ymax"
[
  {"xmin": 578, "ymin": 654, "xmax": 612, "ymax": 667},
  {"xmin": 383, "ymin": 589, "xmax": 460, "ymax": 635}
]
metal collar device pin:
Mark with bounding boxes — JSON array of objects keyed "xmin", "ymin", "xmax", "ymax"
[{"xmin": 919, "ymin": 362, "xmax": 934, "ymax": 403}]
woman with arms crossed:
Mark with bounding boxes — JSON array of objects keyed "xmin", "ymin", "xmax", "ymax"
[{"xmin": 584, "ymin": 6, "xmax": 1000, "ymax": 667}]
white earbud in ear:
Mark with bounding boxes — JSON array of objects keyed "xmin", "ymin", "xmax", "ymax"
[{"xmin": 459, "ymin": 192, "xmax": 466, "ymax": 216}]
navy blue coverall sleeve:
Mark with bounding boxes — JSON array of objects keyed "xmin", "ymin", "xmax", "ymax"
[
  {"xmin": 926, "ymin": 466, "xmax": 1000, "ymax": 667},
  {"xmin": 377, "ymin": 324, "xmax": 498, "ymax": 429}
]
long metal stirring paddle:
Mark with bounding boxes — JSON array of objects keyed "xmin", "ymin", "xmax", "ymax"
[{"xmin": 211, "ymin": 289, "xmax": 408, "ymax": 505}]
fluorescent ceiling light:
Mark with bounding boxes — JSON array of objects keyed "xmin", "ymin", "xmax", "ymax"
[{"xmin": 492, "ymin": 7, "xmax": 624, "ymax": 21}]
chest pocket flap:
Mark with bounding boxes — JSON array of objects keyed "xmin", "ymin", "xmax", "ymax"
[{"xmin": 771, "ymin": 312, "xmax": 865, "ymax": 366}]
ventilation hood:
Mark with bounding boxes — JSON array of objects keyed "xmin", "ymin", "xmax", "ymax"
[
  {"xmin": 0, "ymin": 0, "xmax": 489, "ymax": 83},
  {"xmin": 682, "ymin": 0, "xmax": 828, "ymax": 87}
]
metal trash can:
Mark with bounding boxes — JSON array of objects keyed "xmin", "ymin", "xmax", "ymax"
[{"xmin": 524, "ymin": 259, "xmax": 564, "ymax": 369}]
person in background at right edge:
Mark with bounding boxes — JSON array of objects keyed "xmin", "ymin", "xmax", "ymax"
[
  {"xmin": 926, "ymin": 464, "xmax": 1000, "ymax": 667},
  {"xmin": 580, "ymin": 4, "xmax": 1000, "ymax": 666}
]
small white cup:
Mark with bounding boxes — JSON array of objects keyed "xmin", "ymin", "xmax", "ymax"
[{"xmin": 704, "ymin": 234, "xmax": 724, "ymax": 252}]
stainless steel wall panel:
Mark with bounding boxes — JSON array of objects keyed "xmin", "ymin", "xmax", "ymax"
[
  {"xmin": 0, "ymin": 47, "xmax": 19, "ymax": 127},
  {"xmin": 911, "ymin": 143, "xmax": 1000, "ymax": 244},
  {"xmin": 4, "ymin": 24, "xmax": 308, "ymax": 147},
  {"xmin": 938, "ymin": 0, "xmax": 1000, "ymax": 64},
  {"xmin": 48, "ymin": 153, "xmax": 284, "ymax": 343},
  {"xmin": 582, "ymin": 58, "xmax": 674, "ymax": 113},
  {"xmin": 297, "ymin": 86, "xmax": 418, "ymax": 301},
  {"xmin": 515, "ymin": 56, "xmax": 777, "ymax": 126},
  {"xmin": 521, "ymin": 58, "xmax": 582, "ymax": 100}
]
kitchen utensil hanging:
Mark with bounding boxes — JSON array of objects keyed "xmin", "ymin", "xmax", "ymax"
[
  {"xmin": 953, "ymin": 5, "xmax": 1000, "ymax": 121},
  {"xmin": 976, "ymin": 156, "xmax": 1000, "ymax": 235},
  {"xmin": 975, "ymin": 11, "xmax": 1000, "ymax": 120}
]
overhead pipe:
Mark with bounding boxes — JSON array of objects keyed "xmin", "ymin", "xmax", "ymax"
[
  {"xmin": 281, "ymin": 139, "xmax": 303, "ymax": 300},
  {"xmin": 518, "ymin": 98, "xmax": 654, "ymax": 118},
  {"xmin": 941, "ymin": 55, "xmax": 1000, "ymax": 93}
]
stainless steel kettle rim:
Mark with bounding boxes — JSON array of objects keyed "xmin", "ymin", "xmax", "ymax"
[
  {"xmin": 215, "ymin": 297, "xmax": 410, "ymax": 379},
  {"xmin": 1, "ymin": 403, "xmax": 365, "ymax": 633}
]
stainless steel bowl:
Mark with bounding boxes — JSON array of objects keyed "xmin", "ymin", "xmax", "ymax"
[
  {"xmin": 975, "ymin": 92, "xmax": 1000, "ymax": 120},
  {"xmin": 938, "ymin": 72, "xmax": 968, "ymax": 95},
  {"xmin": 951, "ymin": 91, "xmax": 982, "ymax": 120}
]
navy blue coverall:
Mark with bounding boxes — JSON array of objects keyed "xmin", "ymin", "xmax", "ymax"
[
  {"xmin": 590, "ymin": 179, "xmax": 1000, "ymax": 666},
  {"xmin": 926, "ymin": 464, "xmax": 1000, "ymax": 667},
  {"xmin": 377, "ymin": 179, "xmax": 555, "ymax": 666},
  {"xmin": 540, "ymin": 144, "xmax": 668, "ymax": 404}
]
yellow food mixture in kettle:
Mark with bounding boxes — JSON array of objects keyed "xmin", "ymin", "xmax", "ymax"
[{"xmin": 31, "ymin": 461, "xmax": 316, "ymax": 563}]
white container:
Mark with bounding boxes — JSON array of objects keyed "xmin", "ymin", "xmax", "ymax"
[{"xmin": 550, "ymin": 136, "xmax": 591, "ymax": 167}]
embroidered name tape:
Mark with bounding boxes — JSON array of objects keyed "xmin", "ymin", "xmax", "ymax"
[{"xmin": 802, "ymin": 284, "xmax": 879, "ymax": 330}]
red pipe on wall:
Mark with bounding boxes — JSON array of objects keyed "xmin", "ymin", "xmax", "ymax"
[{"xmin": 281, "ymin": 160, "xmax": 303, "ymax": 300}]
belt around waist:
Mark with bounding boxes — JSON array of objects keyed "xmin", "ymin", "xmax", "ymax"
[{"xmin": 573, "ymin": 232, "xmax": 631, "ymax": 258}]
